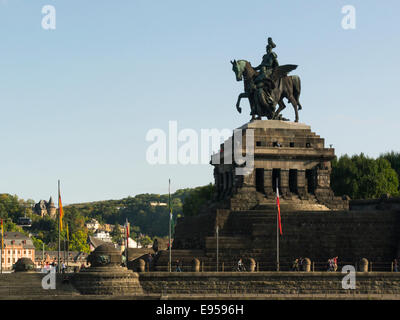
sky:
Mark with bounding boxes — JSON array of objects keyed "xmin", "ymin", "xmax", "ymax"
[{"xmin": 0, "ymin": 0, "xmax": 399, "ymax": 204}]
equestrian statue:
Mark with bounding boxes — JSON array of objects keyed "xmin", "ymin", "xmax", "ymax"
[{"xmin": 231, "ymin": 37, "xmax": 303, "ymax": 122}]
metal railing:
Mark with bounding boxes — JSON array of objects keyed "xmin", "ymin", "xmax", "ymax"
[{"xmin": 149, "ymin": 260, "xmax": 400, "ymax": 272}]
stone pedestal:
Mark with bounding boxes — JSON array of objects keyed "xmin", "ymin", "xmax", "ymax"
[
  {"xmin": 71, "ymin": 243, "xmax": 143, "ymax": 295},
  {"xmin": 72, "ymin": 266, "xmax": 143, "ymax": 295},
  {"xmin": 211, "ymin": 120, "xmax": 346, "ymax": 209}
]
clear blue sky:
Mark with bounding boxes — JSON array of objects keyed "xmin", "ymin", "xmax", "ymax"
[{"xmin": 1, "ymin": 0, "xmax": 399, "ymax": 203}]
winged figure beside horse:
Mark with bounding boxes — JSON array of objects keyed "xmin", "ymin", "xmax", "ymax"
[{"xmin": 231, "ymin": 37, "xmax": 302, "ymax": 122}]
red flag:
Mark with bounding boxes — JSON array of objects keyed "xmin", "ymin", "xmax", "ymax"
[
  {"xmin": 276, "ymin": 185, "xmax": 283, "ymax": 236},
  {"xmin": 125, "ymin": 219, "xmax": 130, "ymax": 248}
]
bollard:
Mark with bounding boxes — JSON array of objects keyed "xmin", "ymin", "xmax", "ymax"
[
  {"xmin": 137, "ymin": 259, "xmax": 145, "ymax": 273},
  {"xmin": 359, "ymin": 258, "xmax": 368, "ymax": 272},
  {"xmin": 302, "ymin": 258, "xmax": 311, "ymax": 272},
  {"xmin": 245, "ymin": 258, "xmax": 256, "ymax": 272},
  {"xmin": 191, "ymin": 258, "xmax": 200, "ymax": 272}
]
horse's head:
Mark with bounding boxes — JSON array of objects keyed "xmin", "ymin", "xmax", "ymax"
[{"xmin": 231, "ymin": 59, "xmax": 245, "ymax": 81}]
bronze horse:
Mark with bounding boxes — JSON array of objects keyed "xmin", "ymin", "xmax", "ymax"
[{"xmin": 231, "ymin": 59, "xmax": 302, "ymax": 122}]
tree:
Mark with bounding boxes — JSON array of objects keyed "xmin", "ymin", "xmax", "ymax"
[
  {"xmin": 331, "ymin": 153, "xmax": 399, "ymax": 199},
  {"xmin": 139, "ymin": 235, "xmax": 152, "ymax": 248},
  {"xmin": 380, "ymin": 151, "xmax": 400, "ymax": 190},
  {"xmin": 182, "ymin": 184, "xmax": 215, "ymax": 217},
  {"xmin": 69, "ymin": 230, "xmax": 90, "ymax": 253},
  {"xmin": 110, "ymin": 223, "xmax": 123, "ymax": 243},
  {"xmin": 32, "ymin": 237, "xmax": 45, "ymax": 251}
]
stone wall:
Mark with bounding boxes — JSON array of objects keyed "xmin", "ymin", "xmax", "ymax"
[
  {"xmin": 1, "ymin": 271, "xmax": 400, "ymax": 299},
  {"xmin": 171, "ymin": 208, "xmax": 400, "ymax": 269},
  {"xmin": 350, "ymin": 197, "xmax": 400, "ymax": 211},
  {"xmin": 0, "ymin": 273, "xmax": 80, "ymax": 298},
  {"xmin": 139, "ymin": 272, "xmax": 400, "ymax": 296}
]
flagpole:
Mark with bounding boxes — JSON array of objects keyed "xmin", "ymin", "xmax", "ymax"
[
  {"xmin": 66, "ymin": 224, "xmax": 69, "ymax": 270},
  {"xmin": 126, "ymin": 219, "xmax": 129, "ymax": 264},
  {"xmin": 57, "ymin": 180, "xmax": 61, "ymax": 273},
  {"xmin": 216, "ymin": 225, "xmax": 219, "ymax": 272},
  {"xmin": 168, "ymin": 178, "xmax": 171, "ymax": 273},
  {"xmin": 276, "ymin": 178, "xmax": 280, "ymax": 272}
]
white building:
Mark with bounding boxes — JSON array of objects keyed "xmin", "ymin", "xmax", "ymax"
[
  {"xmin": 85, "ymin": 219, "xmax": 100, "ymax": 232},
  {"xmin": 149, "ymin": 201, "xmax": 167, "ymax": 207},
  {"xmin": 92, "ymin": 230, "xmax": 112, "ymax": 242}
]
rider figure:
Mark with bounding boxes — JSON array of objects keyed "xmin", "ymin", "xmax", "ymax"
[
  {"xmin": 250, "ymin": 37, "xmax": 278, "ymax": 114},
  {"xmin": 254, "ymin": 37, "xmax": 279, "ymax": 88}
]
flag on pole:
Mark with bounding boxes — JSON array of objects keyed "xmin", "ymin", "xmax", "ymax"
[
  {"xmin": 276, "ymin": 184, "xmax": 283, "ymax": 236},
  {"xmin": 170, "ymin": 209, "xmax": 175, "ymax": 235},
  {"xmin": 125, "ymin": 219, "xmax": 130, "ymax": 246},
  {"xmin": 58, "ymin": 190, "xmax": 64, "ymax": 232}
]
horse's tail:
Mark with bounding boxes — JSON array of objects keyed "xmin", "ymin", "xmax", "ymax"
[{"xmin": 292, "ymin": 75, "xmax": 302, "ymax": 109}]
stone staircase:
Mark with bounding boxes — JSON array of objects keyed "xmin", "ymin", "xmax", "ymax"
[{"xmin": 256, "ymin": 195, "xmax": 331, "ymax": 211}]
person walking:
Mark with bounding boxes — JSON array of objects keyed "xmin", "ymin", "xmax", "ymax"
[
  {"xmin": 292, "ymin": 259, "xmax": 299, "ymax": 271},
  {"xmin": 298, "ymin": 257, "xmax": 304, "ymax": 271},
  {"xmin": 327, "ymin": 258, "xmax": 333, "ymax": 271},
  {"xmin": 237, "ymin": 258, "xmax": 246, "ymax": 272},
  {"xmin": 333, "ymin": 256, "xmax": 338, "ymax": 272},
  {"xmin": 175, "ymin": 259, "xmax": 182, "ymax": 272}
]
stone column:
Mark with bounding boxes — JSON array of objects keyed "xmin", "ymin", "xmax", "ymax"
[
  {"xmin": 280, "ymin": 170, "xmax": 290, "ymax": 198},
  {"xmin": 297, "ymin": 170, "xmax": 307, "ymax": 199},
  {"xmin": 264, "ymin": 169, "xmax": 274, "ymax": 198}
]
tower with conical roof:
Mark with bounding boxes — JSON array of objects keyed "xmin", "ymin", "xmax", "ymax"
[{"xmin": 47, "ymin": 196, "xmax": 57, "ymax": 218}]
